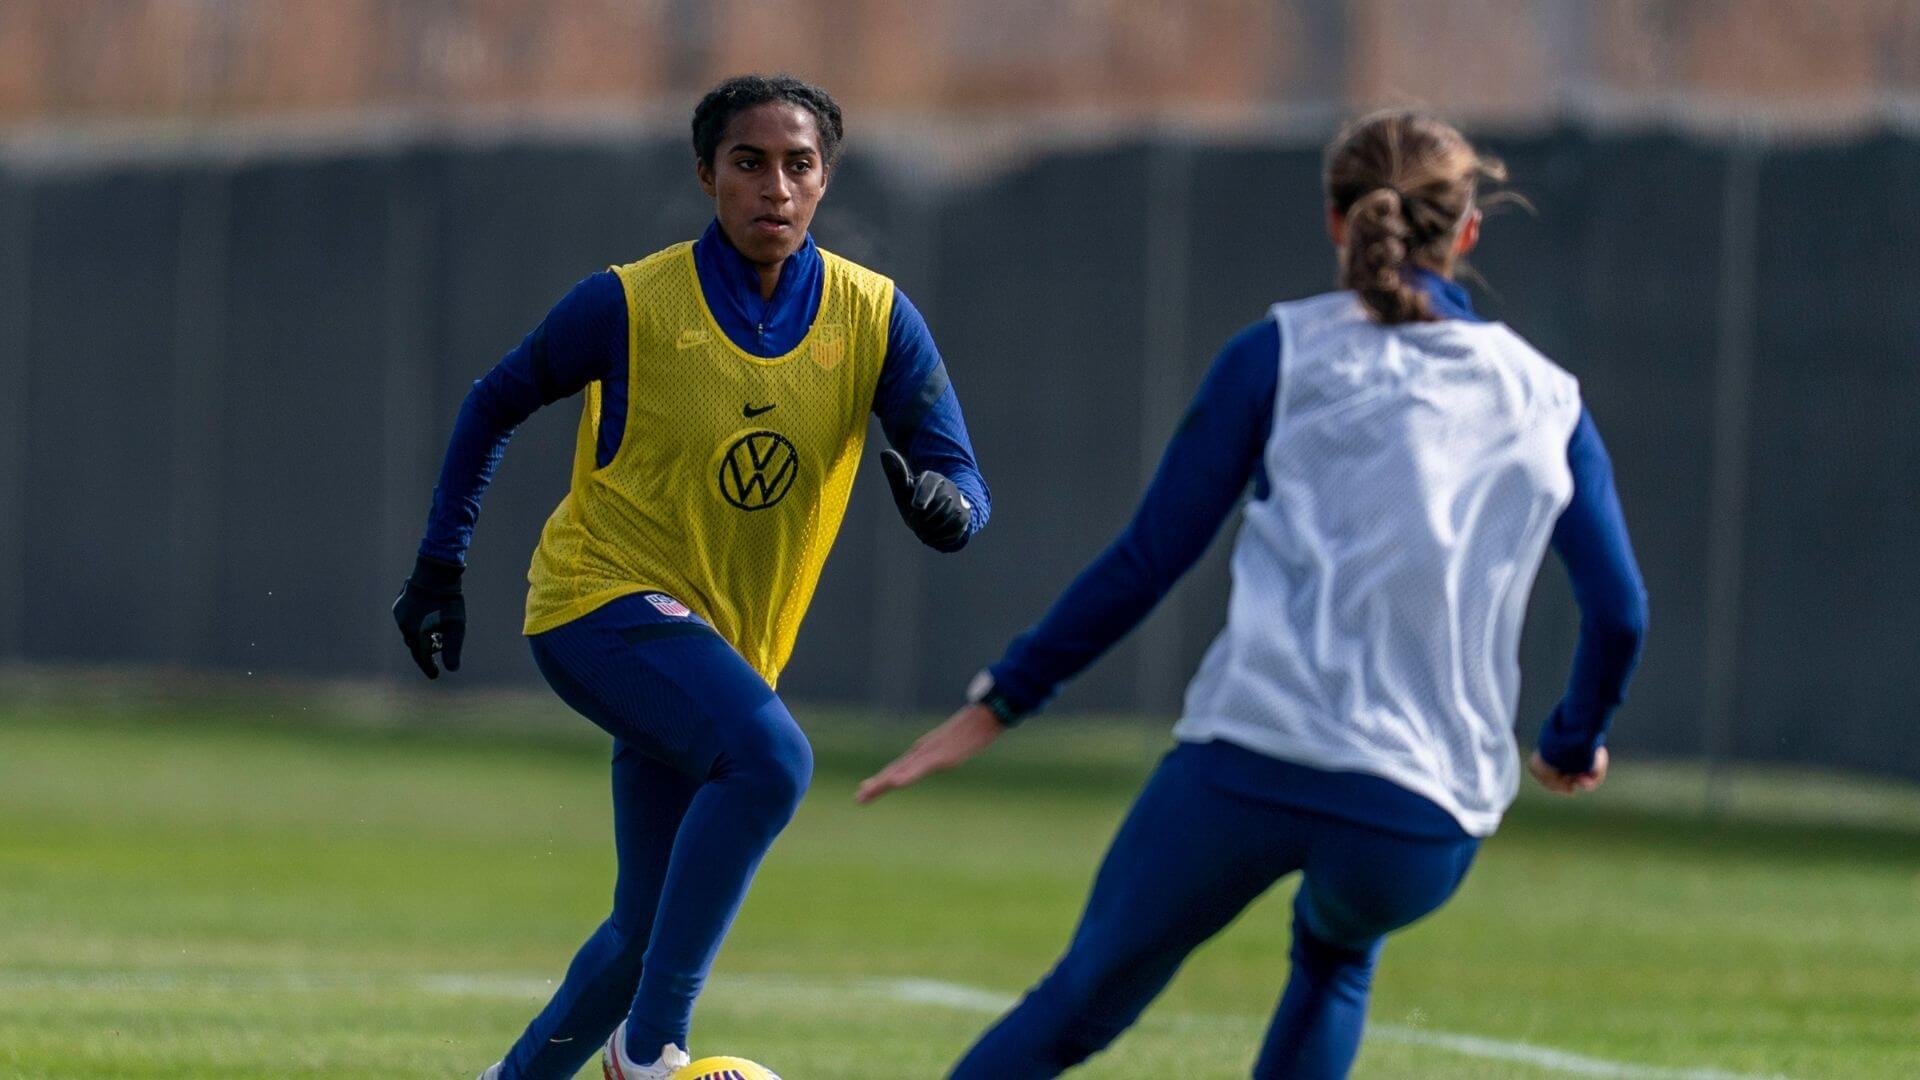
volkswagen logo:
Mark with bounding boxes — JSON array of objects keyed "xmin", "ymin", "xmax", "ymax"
[{"xmin": 718, "ymin": 430, "xmax": 799, "ymax": 511}]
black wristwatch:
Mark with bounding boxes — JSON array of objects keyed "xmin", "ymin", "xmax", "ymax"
[{"xmin": 967, "ymin": 669, "xmax": 1025, "ymax": 728}]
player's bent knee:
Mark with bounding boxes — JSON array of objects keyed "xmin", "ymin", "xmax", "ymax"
[
  {"xmin": 726, "ymin": 704, "xmax": 814, "ymax": 816},
  {"xmin": 1288, "ymin": 915, "xmax": 1381, "ymax": 982}
]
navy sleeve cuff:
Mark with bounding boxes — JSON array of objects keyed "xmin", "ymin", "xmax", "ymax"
[
  {"xmin": 987, "ymin": 656, "xmax": 1053, "ymax": 717},
  {"xmin": 408, "ymin": 553, "xmax": 464, "ymax": 594},
  {"xmin": 1536, "ymin": 703, "xmax": 1602, "ymax": 774}
]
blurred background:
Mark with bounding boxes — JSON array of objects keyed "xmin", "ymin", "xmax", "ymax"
[
  {"xmin": 1, "ymin": 0, "xmax": 1917, "ymax": 779},
  {"xmin": 4, "ymin": 5, "xmax": 1920, "ymax": 1079}
]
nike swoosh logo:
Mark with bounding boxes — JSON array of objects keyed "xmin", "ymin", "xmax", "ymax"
[
  {"xmin": 676, "ymin": 329, "xmax": 710, "ymax": 350},
  {"xmin": 743, "ymin": 402, "xmax": 777, "ymax": 418}
]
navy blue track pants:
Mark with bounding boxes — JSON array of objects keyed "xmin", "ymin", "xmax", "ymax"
[
  {"xmin": 950, "ymin": 740, "xmax": 1480, "ymax": 1079},
  {"xmin": 499, "ymin": 593, "xmax": 812, "ymax": 1080}
]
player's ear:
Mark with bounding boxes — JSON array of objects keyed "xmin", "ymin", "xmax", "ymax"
[
  {"xmin": 1454, "ymin": 208, "xmax": 1482, "ymax": 258},
  {"xmin": 696, "ymin": 157, "xmax": 718, "ymax": 199},
  {"xmin": 1326, "ymin": 203, "xmax": 1346, "ymax": 249}
]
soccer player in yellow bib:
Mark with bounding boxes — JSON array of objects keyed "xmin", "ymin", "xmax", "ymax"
[{"xmin": 391, "ymin": 75, "xmax": 991, "ymax": 1080}]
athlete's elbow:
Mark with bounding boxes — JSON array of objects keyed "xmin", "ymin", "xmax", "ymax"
[
  {"xmin": 461, "ymin": 378, "xmax": 516, "ymax": 430},
  {"xmin": 1585, "ymin": 587, "xmax": 1649, "ymax": 655},
  {"xmin": 1620, "ymin": 583, "xmax": 1651, "ymax": 641}
]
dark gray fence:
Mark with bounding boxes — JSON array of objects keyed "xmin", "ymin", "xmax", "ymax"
[{"xmin": 3, "ymin": 128, "xmax": 1916, "ymax": 780}]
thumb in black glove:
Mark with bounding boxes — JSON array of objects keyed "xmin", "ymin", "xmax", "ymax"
[
  {"xmin": 880, "ymin": 449, "xmax": 972, "ymax": 552},
  {"xmin": 392, "ymin": 554, "xmax": 466, "ymax": 679}
]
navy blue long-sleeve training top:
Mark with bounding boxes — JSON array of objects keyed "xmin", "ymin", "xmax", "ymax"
[
  {"xmin": 988, "ymin": 270, "xmax": 1648, "ymax": 781},
  {"xmin": 419, "ymin": 220, "xmax": 990, "ymax": 566}
]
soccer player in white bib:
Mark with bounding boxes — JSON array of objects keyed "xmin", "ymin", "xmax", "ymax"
[{"xmin": 859, "ymin": 111, "xmax": 1648, "ymax": 1078}]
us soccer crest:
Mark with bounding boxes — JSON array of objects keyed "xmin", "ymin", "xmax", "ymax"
[{"xmin": 808, "ymin": 322, "xmax": 845, "ymax": 372}]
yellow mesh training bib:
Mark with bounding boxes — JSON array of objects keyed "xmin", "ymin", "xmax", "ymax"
[{"xmin": 524, "ymin": 241, "xmax": 894, "ymax": 685}]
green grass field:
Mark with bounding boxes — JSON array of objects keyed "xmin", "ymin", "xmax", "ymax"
[{"xmin": 2, "ymin": 679, "xmax": 1917, "ymax": 1079}]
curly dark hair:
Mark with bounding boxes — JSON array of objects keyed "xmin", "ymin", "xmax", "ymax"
[{"xmin": 692, "ymin": 74, "xmax": 845, "ymax": 169}]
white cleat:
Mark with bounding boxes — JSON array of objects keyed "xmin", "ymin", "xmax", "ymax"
[
  {"xmin": 601, "ymin": 1021, "xmax": 690, "ymax": 1080},
  {"xmin": 476, "ymin": 1065, "xmax": 503, "ymax": 1080}
]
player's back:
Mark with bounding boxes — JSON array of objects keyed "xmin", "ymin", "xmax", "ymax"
[{"xmin": 1176, "ymin": 290, "xmax": 1583, "ymax": 835}]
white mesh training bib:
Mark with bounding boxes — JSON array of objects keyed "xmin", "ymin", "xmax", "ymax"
[{"xmin": 1175, "ymin": 292, "xmax": 1583, "ymax": 836}]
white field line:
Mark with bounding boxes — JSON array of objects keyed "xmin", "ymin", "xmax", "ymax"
[
  {"xmin": 835, "ymin": 978, "xmax": 1792, "ymax": 1080},
  {"xmin": 1370, "ymin": 1025, "xmax": 1790, "ymax": 1080},
  {"xmin": 0, "ymin": 969, "xmax": 1791, "ymax": 1080}
]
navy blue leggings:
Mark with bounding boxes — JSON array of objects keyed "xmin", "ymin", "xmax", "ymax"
[
  {"xmin": 499, "ymin": 594, "xmax": 812, "ymax": 1080},
  {"xmin": 951, "ymin": 740, "xmax": 1479, "ymax": 1080}
]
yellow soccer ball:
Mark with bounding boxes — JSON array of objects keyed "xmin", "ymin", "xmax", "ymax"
[{"xmin": 673, "ymin": 1057, "xmax": 782, "ymax": 1080}]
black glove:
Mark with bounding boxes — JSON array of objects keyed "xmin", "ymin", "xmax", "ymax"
[
  {"xmin": 392, "ymin": 554, "xmax": 466, "ymax": 679},
  {"xmin": 880, "ymin": 449, "xmax": 972, "ymax": 552}
]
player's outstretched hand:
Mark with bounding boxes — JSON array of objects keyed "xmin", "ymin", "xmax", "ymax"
[
  {"xmin": 1528, "ymin": 746, "xmax": 1609, "ymax": 795},
  {"xmin": 879, "ymin": 449, "xmax": 971, "ymax": 552},
  {"xmin": 856, "ymin": 703, "xmax": 1005, "ymax": 804},
  {"xmin": 392, "ymin": 554, "xmax": 466, "ymax": 680}
]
